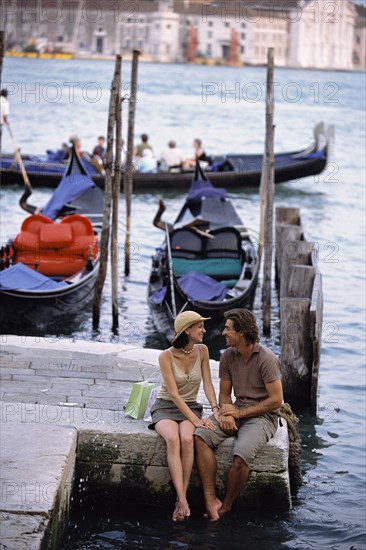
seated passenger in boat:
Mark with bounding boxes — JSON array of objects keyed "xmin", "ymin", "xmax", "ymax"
[
  {"xmin": 136, "ymin": 148, "xmax": 158, "ymax": 173},
  {"xmin": 159, "ymin": 140, "xmax": 185, "ymax": 172},
  {"xmin": 183, "ymin": 138, "xmax": 212, "ymax": 169}
]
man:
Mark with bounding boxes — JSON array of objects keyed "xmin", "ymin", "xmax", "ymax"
[
  {"xmin": 0, "ymin": 89, "xmax": 10, "ymax": 149},
  {"xmin": 194, "ymin": 308, "xmax": 283, "ymax": 520},
  {"xmin": 0, "ymin": 89, "xmax": 9, "ymax": 125},
  {"xmin": 159, "ymin": 140, "xmax": 185, "ymax": 172},
  {"xmin": 135, "ymin": 133, "xmax": 152, "ymax": 158},
  {"xmin": 92, "ymin": 136, "xmax": 106, "ymax": 163}
]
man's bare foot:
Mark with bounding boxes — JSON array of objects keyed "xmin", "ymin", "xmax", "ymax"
[
  {"xmin": 172, "ymin": 499, "xmax": 190, "ymax": 522},
  {"xmin": 204, "ymin": 497, "xmax": 222, "ymax": 521},
  {"xmin": 218, "ymin": 505, "xmax": 231, "ymax": 518}
]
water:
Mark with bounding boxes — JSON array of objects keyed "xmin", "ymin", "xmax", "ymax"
[{"xmin": 1, "ymin": 58, "xmax": 365, "ymax": 549}]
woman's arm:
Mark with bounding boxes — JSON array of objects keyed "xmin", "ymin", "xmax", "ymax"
[
  {"xmin": 199, "ymin": 345, "xmax": 220, "ymax": 421},
  {"xmin": 159, "ymin": 350, "xmax": 205, "ymax": 428}
]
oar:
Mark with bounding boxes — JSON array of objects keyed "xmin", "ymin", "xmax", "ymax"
[
  {"xmin": 165, "ymin": 222, "xmax": 177, "ymax": 319},
  {"xmin": 6, "ymin": 122, "xmax": 36, "ymax": 214}
]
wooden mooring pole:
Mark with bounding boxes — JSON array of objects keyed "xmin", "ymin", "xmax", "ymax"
[
  {"xmin": 124, "ymin": 49, "xmax": 140, "ymax": 276},
  {"xmin": 111, "ymin": 56, "xmax": 122, "ymax": 334},
  {"xmin": 259, "ymin": 47, "xmax": 275, "ymax": 335},
  {"xmin": 0, "ymin": 30, "xmax": 5, "ymax": 153},
  {"xmin": 93, "ymin": 55, "xmax": 121, "ymax": 331},
  {"xmin": 276, "ymin": 207, "xmax": 323, "ymax": 414}
]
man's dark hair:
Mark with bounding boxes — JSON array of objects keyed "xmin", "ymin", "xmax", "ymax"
[
  {"xmin": 1, "ymin": 89, "xmax": 8, "ymax": 98},
  {"xmin": 224, "ymin": 308, "xmax": 259, "ymax": 344},
  {"xmin": 141, "ymin": 133, "xmax": 148, "ymax": 143}
]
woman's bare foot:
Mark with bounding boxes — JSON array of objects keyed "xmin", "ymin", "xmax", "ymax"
[
  {"xmin": 172, "ymin": 499, "xmax": 190, "ymax": 521},
  {"xmin": 204, "ymin": 497, "xmax": 222, "ymax": 521}
]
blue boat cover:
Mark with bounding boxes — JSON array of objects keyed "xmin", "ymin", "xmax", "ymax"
[
  {"xmin": 0, "ymin": 263, "xmax": 67, "ymax": 290},
  {"xmin": 178, "ymin": 271, "xmax": 227, "ymax": 302},
  {"xmin": 291, "ymin": 149, "xmax": 325, "ymax": 160},
  {"xmin": 150, "ymin": 286, "xmax": 167, "ymax": 305},
  {"xmin": 42, "ymin": 173, "xmax": 96, "ymax": 220},
  {"xmin": 186, "ymin": 178, "xmax": 226, "ymax": 203}
]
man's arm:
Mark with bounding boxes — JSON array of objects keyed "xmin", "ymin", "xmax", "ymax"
[
  {"xmin": 220, "ymin": 379, "xmax": 283, "ymax": 420},
  {"xmin": 218, "ymin": 379, "xmax": 238, "ymax": 432}
]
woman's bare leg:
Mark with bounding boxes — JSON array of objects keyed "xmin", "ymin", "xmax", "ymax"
[{"xmin": 155, "ymin": 419, "xmax": 188, "ymax": 521}]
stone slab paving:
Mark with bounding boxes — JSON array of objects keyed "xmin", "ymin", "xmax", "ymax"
[{"xmin": 0, "ymin": 336, "xmax": 290, "ymax": 549}]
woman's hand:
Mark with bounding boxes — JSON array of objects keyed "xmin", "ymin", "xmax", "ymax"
[{"xmin": 195, "ymin": 417, "xmax": 216, "ymax": 431}]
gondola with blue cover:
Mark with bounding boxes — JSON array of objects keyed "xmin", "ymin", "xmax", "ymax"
[{"xmin": 147, "ymin": 162, "xmax": 260, "ymax": 340}]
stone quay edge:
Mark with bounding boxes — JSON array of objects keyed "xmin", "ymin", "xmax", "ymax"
[{"xmin": 0, "ymin": 336, "xmax": 291, "ymax": 549}]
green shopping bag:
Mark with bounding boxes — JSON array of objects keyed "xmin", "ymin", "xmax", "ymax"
[{"xmin": 124, "ymin": 381, "xmax": 156, "ymax": 419}]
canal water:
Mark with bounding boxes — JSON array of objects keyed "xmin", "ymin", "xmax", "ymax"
[{"xmin": 0, "ymin": 58, "xmax": 365, "ymax": 549}]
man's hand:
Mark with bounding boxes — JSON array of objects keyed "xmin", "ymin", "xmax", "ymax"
[
  {"xmin": 220, "ymin": 403, "xmax": 240, "ymax": 420},
  {"xmin": 218, "ymin": 407, "xmax": 238, "ymax": 434}
]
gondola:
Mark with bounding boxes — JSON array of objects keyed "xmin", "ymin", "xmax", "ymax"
[
  {"xmin": 0, "ymin": 145, "xmax": 104, "ymax": 331},
  {"xmin": 0, "ymin": 123, "xmax": 333, "ymax": 191},
  {"xmin": 147, "ymin": 162, "xmax": 260, "ymax": 341}
]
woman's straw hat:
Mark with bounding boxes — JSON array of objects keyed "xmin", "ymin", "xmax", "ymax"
[{"xmin": 172, "ymin": 311, "xmax": 211, "ymax": 342}]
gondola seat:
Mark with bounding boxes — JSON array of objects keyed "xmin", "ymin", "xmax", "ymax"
[
  {"xmin": 13, "ymin": 214, "xmax": 98, "ymax": 277},
  {"xmin": 170, "ymin": 226, "xmax": 243, "ymax": 280}
]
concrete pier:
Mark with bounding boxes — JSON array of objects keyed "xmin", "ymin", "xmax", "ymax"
[{"xmin": 0, "ymin": 337, "xmax": 291, "ymax": 549}]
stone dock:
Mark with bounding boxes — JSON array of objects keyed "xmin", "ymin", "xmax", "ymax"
[{"xmin": 0, "ymin": 337, "xmax": 291, "ymax": 549}]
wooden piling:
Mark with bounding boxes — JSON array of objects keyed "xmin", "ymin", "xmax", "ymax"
[
  {"xmin": 0, "ymin": 30, "xmax": 5, "ymax": 152},
  {"xmin": 111, "ymin": 55, "xmax": 122, "ymax": 334},
  {"xmin": 92, "ymin": 56, "xmax": 120, "ymax": 331},
  {"xmin": 124, "ymin": 50, "xmax": 140, "ymax": 276},
  {"xmin": 280, "ymin": 297, "xmax": 312, "ymax": 409},
  {"xmin": 260, "ymin": 47, "xmax": 275, "ymax": 335},
  {"xmin": 276, "ymin": 207, "xmax": 323, "ymax": 414}
]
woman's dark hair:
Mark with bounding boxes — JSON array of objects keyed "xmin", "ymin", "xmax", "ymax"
[
  {"xmin": 224, "ymin": 308, "xmax": 259, "ymax": 344},
  {"xmin": 172, "ymin": 331, "xmax": 189, "ymax": 348}
]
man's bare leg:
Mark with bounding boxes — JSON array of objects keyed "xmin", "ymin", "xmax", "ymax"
[
  {"xmin": 219, "ymin": 455, "xmax": 250, "ymax": 517},
  {"xmin": 194, "ymin": 436, "xmax": 222, "ymax": 520}
]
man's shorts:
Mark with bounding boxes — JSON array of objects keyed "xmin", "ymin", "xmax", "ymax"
[{"xmin": 194, "ymin": 414, "xmax": 278, "ymax": 469}]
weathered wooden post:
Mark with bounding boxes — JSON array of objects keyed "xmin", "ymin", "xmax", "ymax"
[
  {"xmin": 276, "ymin": 207, "xmax": 323, "ymax": 413},
  {"xmin": 259, "ymin": 47, "xmax": 275, "ymax": 335},
  {"xmin": 280, "ymin": 297, "xmax": 312, "ymax": 409},
  {"xmin": 0, "ymin": 30, "xmax": 5, "ymax": 152},
  {"xmin": 124, "ymin": 49, "xmax": 140, "ymax": 276},
  {"xmin": 92, "ymin": 56, "xmax": 120, "ymax": 331},
  {"xmin": 111, "ymin": 55, "xmax": 122, "ymax": 334}
]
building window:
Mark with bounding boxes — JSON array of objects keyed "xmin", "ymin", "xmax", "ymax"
[
  {"xmin": 209, "ymin": 21, "xmax": 213, "ymax": 27},
  {"xmin": 241, "ymin": 33, "xmax": 245, "ymax": 39},
  {"xmin": 356, "ymin": 35, "xmax": 361, "ymax": 44},
  {"xmin": 241, "ymin": 23, "xmax": 246, "ymax": 28},
  {"xmin": 225, "ymin": 22, "xmax": 229, "ymax": 27},
  {"xmin": 167, "ymin": 24, "xmax": 171, "ymax": 29},
  {"xmin": 240, "ymin": 46, "xmax": 245, "ymax": 53},
  {"xmin": 207, "ymin": 43, "xmax": 212, "ymax": 56}
]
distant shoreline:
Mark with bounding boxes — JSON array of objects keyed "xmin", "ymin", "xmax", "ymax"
[{"xmin": 4, "ymin": 51, "xmax": 364, "ymax": 73}]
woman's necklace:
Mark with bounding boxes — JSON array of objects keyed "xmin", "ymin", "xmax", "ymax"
[{"xmin": 180, "ymin": 347, "xmax": 194, "ymax": 354}]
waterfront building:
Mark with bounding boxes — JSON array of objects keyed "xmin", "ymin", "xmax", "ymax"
[{"xmin": 1, "ymin": 0, "xmax": 364, "ymax": 70}]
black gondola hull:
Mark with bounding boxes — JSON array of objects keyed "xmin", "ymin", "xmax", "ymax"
[
  {"xmin": 148, "ymin": 270, "xmax": 259, "ymax": 343},
  {"xmin": 0, "ymin": 146, "xmax": 328, "ymax": 191},
  {"xmin": 0, "ymin": 263, "xmax": 99, "ymax": 331}
]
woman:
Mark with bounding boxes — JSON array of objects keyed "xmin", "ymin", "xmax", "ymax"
[
  {"xmin": 183, "ymin": 138, "xmax": 211, "ymax": 169},
  {"xmin": 149, "ymin": 311, "xmax": 219, "ymax": 521}
]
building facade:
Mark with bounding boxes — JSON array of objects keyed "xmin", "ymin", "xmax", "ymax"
[{"xmin": 0, "ymin": 0, "xmax": 364, "ymax": 70}]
